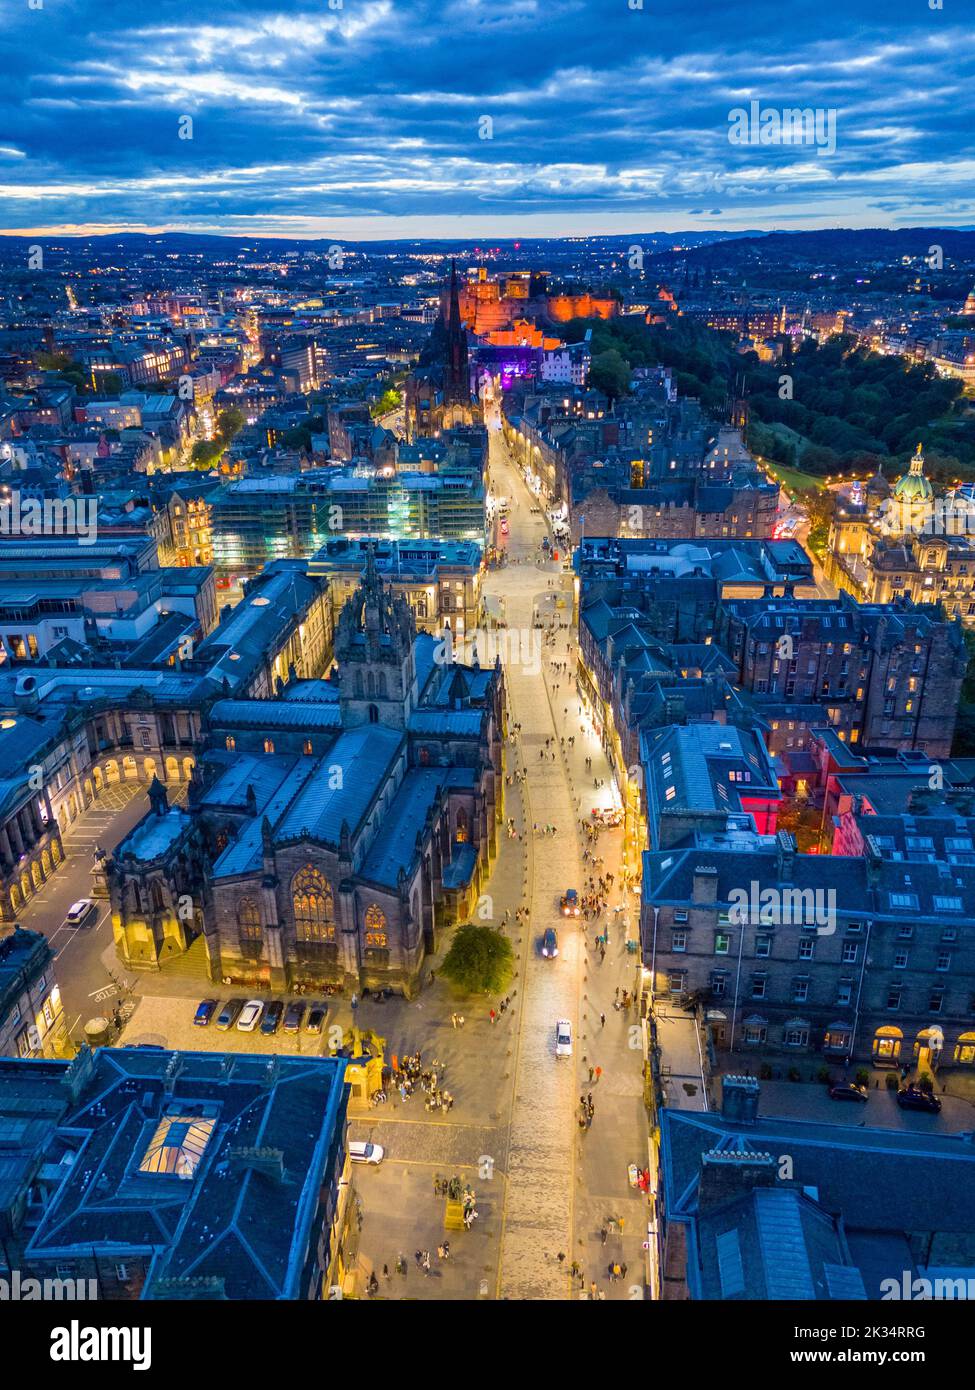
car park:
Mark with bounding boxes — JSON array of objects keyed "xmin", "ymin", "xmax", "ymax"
[
  {"xmin": 305, "ymin": 1004, "xmax": 328, "ymax": 1034},
  {"xmin": 64, "ymin": 899, "xmax": 98, "ymax": 928},
  {"xmin": 828, "ymin": 1083, "xmax": 868, "ymax": 1102},
  {"xmin": 349, "ymin": 1141, "xmax": 385, "ymax": 1164},
  {"xmin": 216, "ymin": 998, "xmax": 245, "ymax": 1030},
  {"xmin": 193, "ymin": 999, "xmax": 217, "ymax": 1027},
  {"xmin": 260, "ymin": 1000, "xmax": 284, "ymax": 1035},
  {"xmin": 555, "ymin": 1019, "xmax": 572, "ymax": 1057},
  {"xmin": 896, "ymin": 1086, "xmax": 942, "ymax": 1114},
  {"xmin": 236, "ymin": 1000, "xmax": 264, "ymax": 1032},
  {"xmin": 283, "ymin": 1001, "xmax": 306, "ymax": 1033},
  {"xmin": 542, "ymin": 927, "xmax": 559, "ymax": 958}
]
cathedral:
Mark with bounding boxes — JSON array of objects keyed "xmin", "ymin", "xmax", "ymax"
[
  {"xmin": 404, "ymin": 260, "xmax": 481, "ymax": 440},
  {"xmin": 108, "ymin": 553, "xmax": 505, "ymax": 996}
]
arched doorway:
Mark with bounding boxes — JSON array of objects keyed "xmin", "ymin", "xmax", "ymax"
[
  {"xmin": 143, "ymin": 757, "xmax": 157, "ymax": 782},
  {"xmin": 182, "ymin": 757, "xmax": 195, "ymax": 780},
  {"xmin": 51, "ymin": 839, "xmax": 62, "ymax": 865},
  {"xmin": 953, "ymin": 1032, "xmax": 975, "ymax": 1066},
  {"xmin": 93, "ymin": 765, "xmax": 104, "ymax": 791},
  {"xmin": 20, "ymin": 871, "xmax": 31, "ymax": 902},
  {"xmin": 83, "ymin": 778, "xmax": 94, "ymax": 805},
  {"xmin": 914, "ymin": 1025, "xmax": 944, "ymax": 1072},
  {"xmin": 122, "ymin": 756, "xmax": 137, "ymax": 781},
  {"xmin": 872, "ymin": 1025, "xmax": 903, "ymax": 1064},
  {"xmin": 41, "ymin": 848, "xmax": 51, "ymax": 876},
  {"xmin": 165, "ymin": 756, "xmax": 179, "ymax": 782},
  {"xmin": 9, "ymin": 884, "xmax": 20, "ymax": 913},
  {"xmin": 30, "ymin": 861, "xmax": 42, "ymax": 891},
  {"xmin": 104, "ymin": 760, "xmax": 120, "ymax": 785}
]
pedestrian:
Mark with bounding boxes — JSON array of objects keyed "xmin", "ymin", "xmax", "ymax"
[
  {"xmin": 383, "ymin": 1264, "xmax": 390, "ymax": 1281},
  {"xmin": 600, "ymin": 1012, "xmax": 606, "ymax": 1028},
  {"xmin": 557, "ymin": 1251, "xmax": 566, "ymax": 1266},
  {"xmin": 588, "ymin": 1065, "xmax": 594, "ymax": 1083},
  {"xmin": 490, "ymin": 1008, "xmax": 496, "ymax": 1024},
  {"xmin": 595, "ymin": 1066, "xmax": 602, "ymax": 1083},
  {"xmin": 600, "ymin": 1226, "xmax": 608, "ymax": 1245}
]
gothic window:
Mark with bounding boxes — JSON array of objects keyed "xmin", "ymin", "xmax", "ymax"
[
  {"xmin": 364, "ymin": 903, "xmax": 388, "ymax": 949},
  {"xmin": 368, "ymin": 704, "xmax": 379, "ymax": 724},
  {"xmin": 150, "ymin": 880, "xmax": 166, "ymax": 912},
  {"xmin": 418, "ymin": 745, "xmax": 431, "ymax": 766},
  {"xmin": 355, "ymin": 670, "xmax": 364, "ymax": 698},
  {"xmin": 292, "ymin": 865, "xmax": 335, "ymax": 942},
  {"xmin": 378, "ymin": 672, "xmax": 387, "ymax": 698},
  {"xmin": 237, "ymin": 898, "xmax": 262, "ymax": 942},
  {"xmin": 455, "ymin": 807, "xmax": 470, "ymax": 844},
  {"xmin": 225, "ymin": 735, "xmax": 236, "ymax": 751},
  {"xmin": 264, "ymin": 738, "xmax": 275, "ymax": 754},
  {"xmin": 367, "ymin": 671, "xmax": 376, "ymax": 698}
]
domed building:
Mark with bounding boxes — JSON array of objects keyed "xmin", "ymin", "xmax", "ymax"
[
  {"xmin": 824, "ymin": 442, "xmax": 975, "ymax": 625},
  {"xmin": 962, "ymin": 287, "xmax": 975, "ymax": 317},
  {"xmin": 884, "ymin": 443, "xmax": 934, "ymax": 536},
  {"xmin": 864, "ymin": 461, "xmax": 890, "ymax": 507}
]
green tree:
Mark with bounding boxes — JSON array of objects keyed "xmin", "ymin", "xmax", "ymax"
[
  {"xmin": 216, "ymin": 407, "xmax": 245, "ymax": 443},
  {"xmin": 589, "ymin": 348, "xmax": 631, "ymax": 400},
  {"xmin": 441, "ymin": 922, "xmax": 514, "ymax": 994}
]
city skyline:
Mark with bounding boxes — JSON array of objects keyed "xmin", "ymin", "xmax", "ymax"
[{"xmin": 3, "ymin": 0, "xmax": 974, "ymax": 237}]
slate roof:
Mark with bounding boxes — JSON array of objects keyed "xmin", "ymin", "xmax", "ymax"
[
  {"xmin": 274, "ymin": 725, "xmax": 403, "ymax": 849},
  {"xmin": 662, "ymin": 1105, "xmax": 975, "ymax": 1243},
  {"xmin": 11, "ymin": 1048, "xmax": 348, "ymax": 1301},
  {"xmin": 359, "ymin": 767, "xmax": 475, "ymax": 887}
]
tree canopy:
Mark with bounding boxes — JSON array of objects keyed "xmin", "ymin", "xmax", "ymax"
[{"xmin": 440, "ymin": 922, "xmax": 514, "ymax": 995}]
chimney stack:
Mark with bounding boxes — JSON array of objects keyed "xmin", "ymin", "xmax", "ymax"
[
  {"xmin": 699, "ymin": 1149, "xmax": 777, "ymax": 1210},
  {"xmin": 720, "ymin": 1074, "xmax": 761, "ymax": 1125}
]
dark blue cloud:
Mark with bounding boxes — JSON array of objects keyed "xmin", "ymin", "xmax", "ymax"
[{"xmin": 1, "ymin": 0, "xmax": 973, "ymax": 234}]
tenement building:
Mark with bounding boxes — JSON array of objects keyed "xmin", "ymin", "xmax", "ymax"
[
  {"xmin": 107, "ymin": 556, "xmax": 504, "ymax": 995},
  {"xmin": 642, "ymin": 829, "xmax": 975, "ymax": 1071},
  {"xmin": 714, "ymin": 590, "xmax": 966, "ymax": 757}
]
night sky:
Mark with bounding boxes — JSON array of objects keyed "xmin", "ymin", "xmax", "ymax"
[{"xmin": 2, "ymin": 0, "xmax": 973, "ymax": 237}]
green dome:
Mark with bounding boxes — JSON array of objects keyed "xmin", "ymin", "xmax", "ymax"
[{"xmin": 893, "ymin": 444, "xmax": 933, "ymax": 504}]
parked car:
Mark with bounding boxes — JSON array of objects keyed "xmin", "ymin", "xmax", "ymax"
[
  {"xmin": 555, "ymin": 1019, "xmax": 572, "ymax": 1057},
  {"xmin": 542, "ymin": 927, "xmax": 559, "ymax": 958},
  {"xmin": 260, "ymin": 1000, "xmax": 284, "ymax": 1035},
  {"xmin": 828, "ymin": 1083, "xmax": 869, "ymax": 1102},
  {"xmin": 305, "ymin": 1004, "xmax": 328, "ymax": 1034},
  {"xmin": 349, "ymin": 1141, "xmax": 385, "ymax": 1165},
  {"xmin": 64, "ymin": 899, "xmax": 97, "ymax": 928},
  {"xmin": 560, "ymin": 889, "xmax": 580, "ymax": 918},
  {"xmin": 236, "ymin": 1000, "xmax": 264, "ymax": 1033},
  {"xmin": 193, "ymin": 999, "xmax": 217, "ymax": 1027},
  {"xmin": 284, "ymin": 1001, "xmax": 306, "ymax": 1033},
  {"xmin": 896, "ymin": 1086, "xmax": 942, "ymax": 1114},
  {"xmin": 216, "ymin": 998, "xmax": 245, "ymax": 1031}
]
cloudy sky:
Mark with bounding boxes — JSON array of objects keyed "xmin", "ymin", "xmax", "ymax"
[{"xmin": 1, "ymin": 0, "xmax": 973, "ymax": 237}]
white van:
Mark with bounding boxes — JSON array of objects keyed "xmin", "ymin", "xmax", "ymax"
[{"xmin": 555, "ymin": 1019, "xmax": 572, "ymax": 1057}]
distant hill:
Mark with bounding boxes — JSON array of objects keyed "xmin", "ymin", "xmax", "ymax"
[{"xmin": 651, "ymin": 227, "xmax": 975, "ymax": 271}]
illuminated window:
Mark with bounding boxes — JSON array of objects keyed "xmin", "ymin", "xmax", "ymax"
[
  {"xmin": 225, "ymin": 735, "xmax": 236, "ymax": 751},
  {"xmin": 293, "ymin": 865, "xmax": 335, "ymax": 942},
  {"xmin": 364, "ymin": 903, "xmax": 388, "ymax": 948},
  {"xmin": 264, "ymin": 738, "xmax": 275, "ymax": 754}
]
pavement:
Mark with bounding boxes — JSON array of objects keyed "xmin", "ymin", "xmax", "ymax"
[{"xmin": 13, "ymin": 780, "xmax": 185, "ymax": 1032}]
